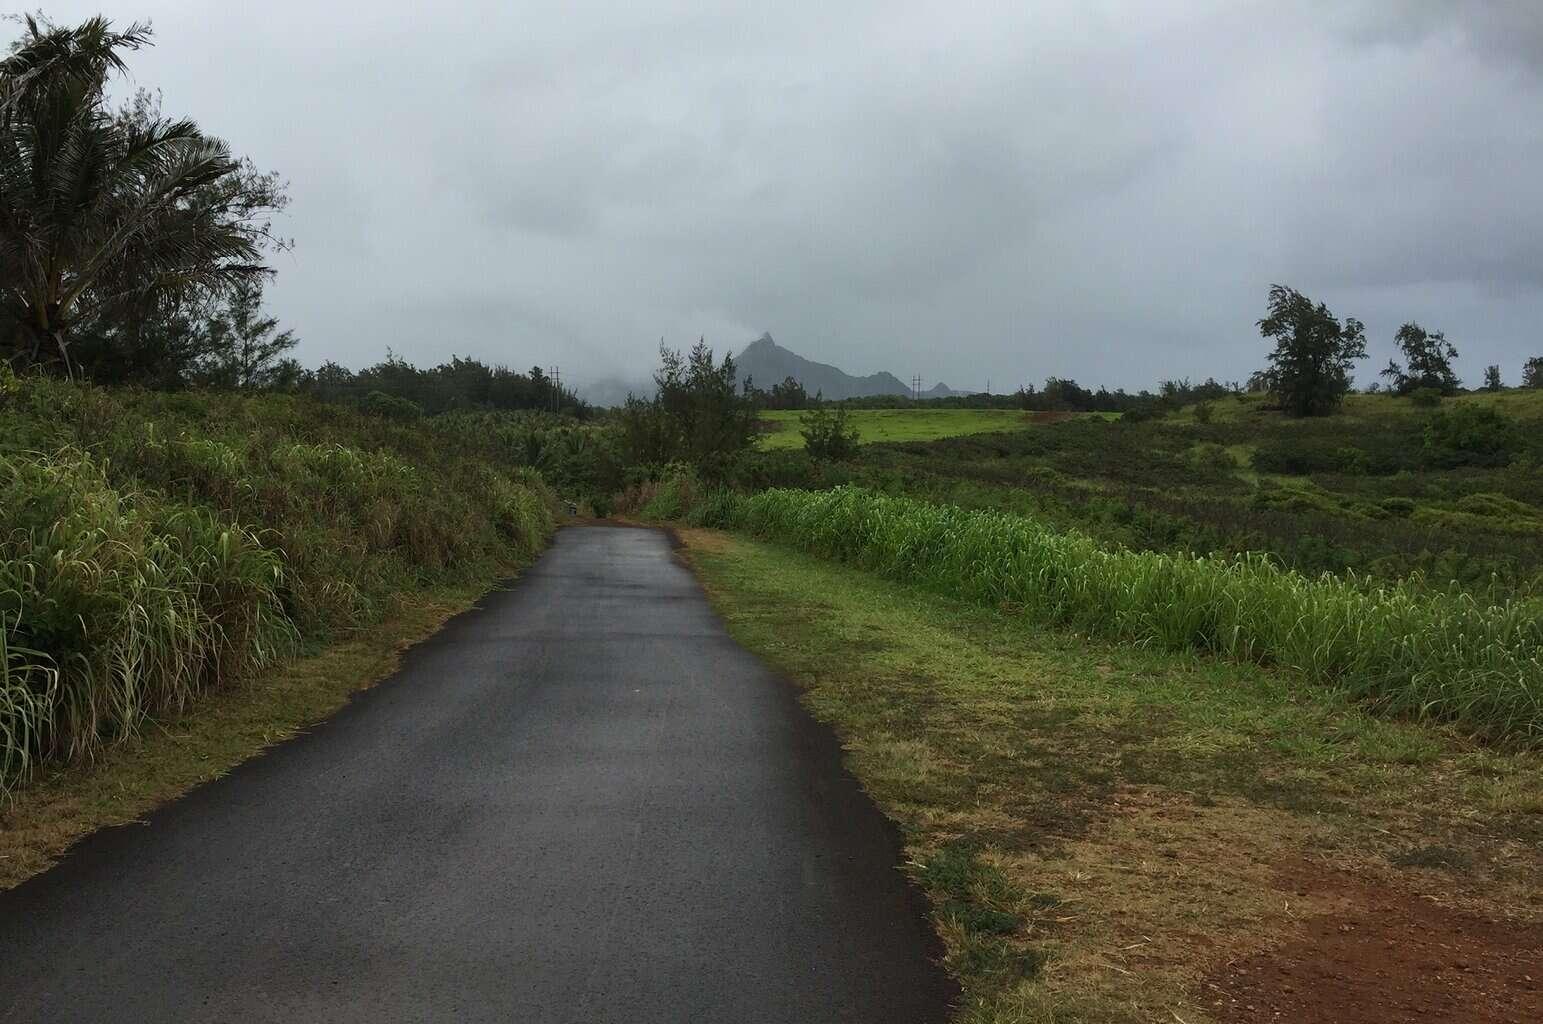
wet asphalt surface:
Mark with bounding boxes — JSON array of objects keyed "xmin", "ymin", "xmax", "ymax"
[{"xmin": 0, "ymin": 525, "xmax": 954, "ymax": 1023}]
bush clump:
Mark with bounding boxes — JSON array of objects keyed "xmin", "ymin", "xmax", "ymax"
[
  {"xmin": 1252, "ymin": 439, "xmax": 1369, "ymax": 476},
  {"xmin": 800, "ymin": 404, "xmax": 861, "ymax": 461},
  {"xmin": 1423, "ymin": 405, "xmax": 1525, "ymax": 468},
  {"xmin": 1455, "ymin": 493, "xmax": 1537, "ymax": 521},
  {"xmin": 360, "ymin": 390, "xmax": 423, "ymax": 420}
]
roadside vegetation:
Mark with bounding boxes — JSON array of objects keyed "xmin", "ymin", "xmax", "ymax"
[
  {"xmin": 683, "ymin": 531, "xmax": 1543, "ymax": 1023},
  {"xmin": 729, "ymin": 389, "xmax": 1543, "ymax": 597},
  {"xmin": 694, "ymin": 486, "xmax": 1542, "ymax": 745},
  {"xmin": 0, "ymin": 375, "xmax": 556, "ymax": 790}
]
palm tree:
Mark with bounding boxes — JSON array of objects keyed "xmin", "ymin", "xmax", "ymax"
[{"xmin": 0, "ymin": 16, "xmax": 277, "ymax": 376}]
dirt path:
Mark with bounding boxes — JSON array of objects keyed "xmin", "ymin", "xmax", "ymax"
[{"xmin": 1207, "ymin": 863, "xmax": 1542, "ymax": 1023}]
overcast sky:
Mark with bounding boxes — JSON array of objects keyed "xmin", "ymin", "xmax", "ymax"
[{"xmin": 21, "ymin": 1, "xmax": 1543, "ymax": 395}]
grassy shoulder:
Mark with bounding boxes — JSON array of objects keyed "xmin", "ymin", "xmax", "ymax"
[
  {"xmin": 680, "ymin": 528, "xmax": 1543, "ymax": 1023},
  {"xmin": 0, "ymin": 580, "xmax": 492, "ymax": 891}
]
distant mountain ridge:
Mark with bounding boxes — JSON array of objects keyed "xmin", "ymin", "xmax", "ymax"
[{"xmin": 735, "ymin": 333, "xmax": 960, "ymax": 400}]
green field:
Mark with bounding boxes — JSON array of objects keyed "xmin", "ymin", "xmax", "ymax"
[
  {"xmin": 751, "ymin": 391, "xmax": 1543, "ymax": 597},
  {"xmin": 757, "ymin": 408, "xmax": 1083, "ymax": 449}
]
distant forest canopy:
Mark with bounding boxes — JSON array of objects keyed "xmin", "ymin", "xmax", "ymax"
[
  {"xmin": 769, "ymin": 376, "xmax": 1242, "ymax": 415},
  {"xmin": 297, "ymin": 355, "xmax": 592, "ymax": 418},
  {"xmin": 282, "ymin": 352, "xmax": 1233, "ymax": 421},
  {"xmin": 279, "ymin": 349, "xmax": 1227, "ymax": 422}
]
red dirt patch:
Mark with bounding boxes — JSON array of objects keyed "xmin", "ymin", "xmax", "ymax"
[
  {"xmin": 1205, "ymin": 863, "xmax": 1543, "ymax": 1024},
  {"xmin": 1023, "ymin": 410, "xmax": 1076, "ymax": 423}
]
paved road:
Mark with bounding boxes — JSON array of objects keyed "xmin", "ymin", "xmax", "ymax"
[{"xmin": 0, "ymin": 526, "xmax": 953, "ymax": 1023}]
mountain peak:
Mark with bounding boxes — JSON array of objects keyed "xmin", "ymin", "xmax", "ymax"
[{"xmin": 736, "ymin": 334, "xmax": 930, "ymax": 400}]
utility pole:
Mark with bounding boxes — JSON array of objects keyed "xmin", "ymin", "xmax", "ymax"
[
  {"xmin": 549, "ymin": 366, "xmax": 560, "ymax": 413},
  {"xmin": 912, "ymin": 374, "xmax": 922, "ymax": 401}
]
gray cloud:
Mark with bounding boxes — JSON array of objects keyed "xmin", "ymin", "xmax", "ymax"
[{"xmin": 24, "ymin": 0, "xmax": 1543, "ymax": 393}]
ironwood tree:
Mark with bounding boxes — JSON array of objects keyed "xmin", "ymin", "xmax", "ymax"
[
  {"xmin": 1381, "ymin": 322, "xmax": 1461, "ymax": 396},
  {"xmin": 1256, "ymin": 285, "xmax": 1366, "ymax": 416}
]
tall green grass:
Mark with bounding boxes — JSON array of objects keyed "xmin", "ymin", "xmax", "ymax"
[
  {"xmin": 0, "ymin": 379, "xmax": 558, "ymax": 789},
  {"xmin": 1, "ymin": 450, "xmax": 294, "ymax": 772},
  {"xmin": 701, "ymin": 486, "xmax": 1543, "ymax": 746}
]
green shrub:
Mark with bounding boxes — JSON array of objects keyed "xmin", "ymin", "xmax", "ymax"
[
  {"xmin": 1334, "ymin": 447, "xmax": 1371, "ymax": 474},
  {"xmin": 1184, "ymin": 443, "xmax": 1237, "ymax": 473},
  {"xmin": 636, "ymin": 465, "xmax": 699, "ymax": 521},
  {"xmin": 1414, "ymin": 507, "xmax": 1541, "ymax": 537},
  {"xmin": 1455, "ymin": 493, "xmax": 1537, "ymax": 521},
  {"xmin": 1423, "ymin": 405, "xmax": 1524, "ymax": 468},
  {"xmin": 1409, "ymin": 387, "xmax": 1443, "ymax": 408},
  {"xmin": 1251, "ymin": 481, "xmax": 1342, "ymax": 515},
  {"xmin": 1379, "ymin": 497, "xmax": 1417, "ymax": 518},
  {"xmin": 710, "ymin": 487, "xmax": 1543, "ymax": 746},
  {"xmin": 1253, "ymin": 440, "xmax": 1368, "ymax": 475},
  {"xmin": 360, "ymin": 390, "xmax": 423, "ymax": 420},
  {"xmin": 800, "ymin": 404, "xmax": 861, "ymax": 461},
  {"xmin": 1192, "ymin": 402, "xmax": 1214, "ymax": 424}
]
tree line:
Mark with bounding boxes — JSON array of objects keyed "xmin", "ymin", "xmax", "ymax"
[
  {"xmin": 1254, "ymin": 284, "xmax": 1541, "ymax": 415},
  {"xmin": 299, "ymin": 355, "xmax": 589, "ymax": 418}
]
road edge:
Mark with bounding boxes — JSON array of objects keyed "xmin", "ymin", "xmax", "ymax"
[{"xmin": 0, "ymin": 577, "xmax": 514, "ymax": 891}]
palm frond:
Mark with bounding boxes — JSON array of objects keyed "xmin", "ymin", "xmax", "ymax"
[
  {"xmin": 1, "ymin": 18, "xmax": 284, "ymax": 371},
  {"xmin": 0, "ymin": 16, "xmax": 151, "ymax": 118}
]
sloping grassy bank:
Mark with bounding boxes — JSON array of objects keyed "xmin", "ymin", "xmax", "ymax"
[
  {"xmin": 0, "ymin": 377, "xmax": 556, "ymax": 789},
  {"xmin": 694, "ymin": 486, "xmax": 1543, "ymax": 746}
]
